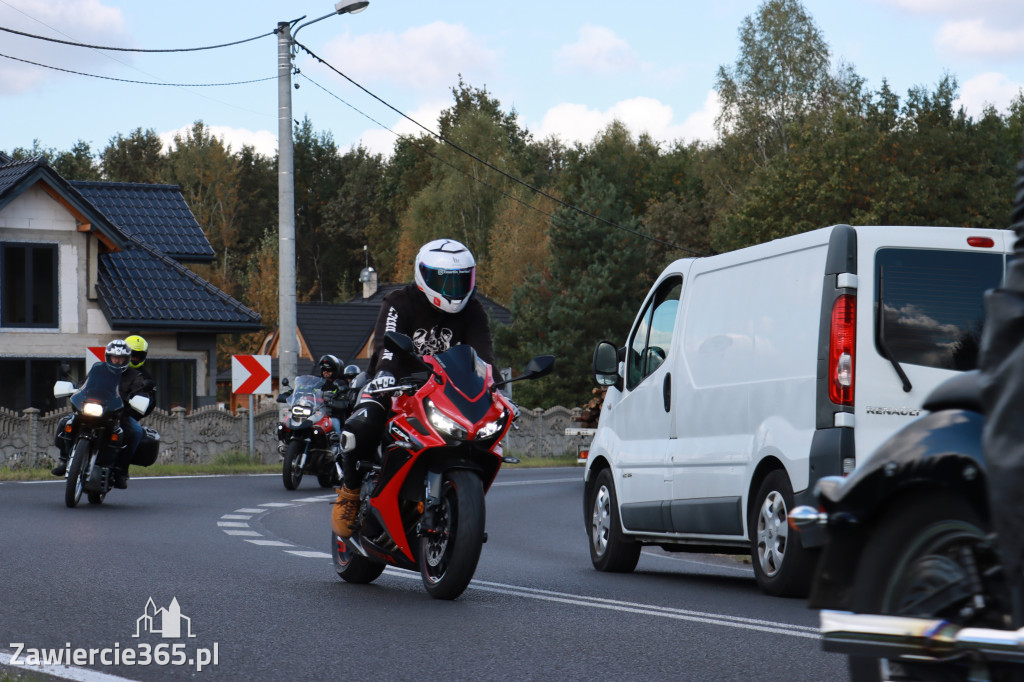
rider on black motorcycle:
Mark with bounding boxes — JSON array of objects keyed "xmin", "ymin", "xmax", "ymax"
[
  {"xmin": 51, "ymin": 338, "xmax": 156, "ymax": 488},
  {"xmin": 979, "ymin": 145, "xmax": 1024, "ymax": 625},
  {"xmin": 332, "ymin": 238, "xmax": 504, "ymax": 538}
]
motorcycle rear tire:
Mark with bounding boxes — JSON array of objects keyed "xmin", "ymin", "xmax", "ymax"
[
  {"xmin": 418, "ymin": 470, "xmax": 485, "ymax": 600},
  {"xmin": 64, "ymin": 440, "xmax": 88, "ymax": 508},
  {"xmin": 317, "ymin": 471, "xmax": 335, "ymax": 488},
  {"xmin": 282, "ymin": 440, "xmax": 304, "ymax": 491},
  {"xmin": 846, "ymin": 491, "xmax": 996, "ymax": 682},
  {"xmin": 331, "ymin": 532, "xmax": 386, "ymax": 584}
]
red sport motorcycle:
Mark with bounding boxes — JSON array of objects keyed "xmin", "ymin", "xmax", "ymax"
[{"xmin": 331, "ymin": 331, "xmax": 554, "ymax": 600}]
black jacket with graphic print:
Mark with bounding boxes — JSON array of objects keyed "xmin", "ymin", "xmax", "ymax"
[{"xmin": 368, "ymin": 283, "xmax": 494, "ymax": 378}]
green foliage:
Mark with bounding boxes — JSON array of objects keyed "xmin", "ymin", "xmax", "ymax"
[{"xmin": 101, "ymin": 127, "xmax": 166, "ymax": 182}]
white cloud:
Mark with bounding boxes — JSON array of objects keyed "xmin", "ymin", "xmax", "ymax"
[
  {"xmin": 554, "ymin": 25, "xmax": 637, "ymax": 74},
  {"xmin": 319, "ymin": 22, "xmax": 497, "ymax": 92},
  {"xmin": 159, "ymin": 125, "xmax": 278, "ymax": 158},
  {"xmin": 956, "ymin": 72, "xmax": 1024, "ymax": 115},
  {"xmin": 0, "ymin": 0, "xmax": 128, "ymax": 93},
  {"xmin": 536, "ymin": 92, "xmax": 720, "ymax": 148},
  {"xmin": 354, "ymin": 100, "xmax": 448, "ymax": 158},
  {"xmin": 936, "ymin": 19, "xmax": 1024, "ymax": 57}
]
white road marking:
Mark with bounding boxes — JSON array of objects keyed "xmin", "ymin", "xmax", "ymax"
[
  {"xmin": 379, "ymin": 568, "xmax": 818, "ymax": 639},
  {"xmin": 246, "ymin": 540, "xmax": 293, "ymax": 547},
  {"xmin": 234, "ymin": 508, "xmax": 265, "ymax": 514},
  {"xmin": 284, "ymin": 550, "xmax": 332, "ymax": 558},
  {"xmin": 259, "ymin": 502, "xmax": 293, "ymax": 507},
  {"xmin": 291, "ymin": 496, "xmax": 333, "ymax": 503},
  {"xmin": 0, "ymin": 650, "xmax": 138, "ymax": 681},
  {"xmin": 490, "ymin": 477, "xmax": 580, "ymax": 487},
  {"xmin": 222, "ymin": 530, "xmax": 261, "ymax": 536},
  {"xmin": 641, "ymin": 549, "xmax": 754, "ymax": 575},
  {"xmin": 216, "ymin": 521, "xmax": 249, "ymax": 528},
  {"xmin": 219, "ymin": 514, "xmax": 252, "ymax": 520}
]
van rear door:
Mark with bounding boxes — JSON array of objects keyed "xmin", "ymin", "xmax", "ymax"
[{"xmin": 853, "ymin": 226, "xmax": 1010, "ymax": 463}]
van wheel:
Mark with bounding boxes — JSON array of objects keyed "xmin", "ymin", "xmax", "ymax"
[
  {"xmin": 749, "ymin": 470, "xmax": 817, "ymax": 597},
  {"xmin": 588, "ymin": 468, "xmax": 641, "ymax": 573}
]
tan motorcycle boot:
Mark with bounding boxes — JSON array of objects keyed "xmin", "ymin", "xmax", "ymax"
[{"xmin": 332, "ymin": 486, "xmax": 360, "ymax": 538}]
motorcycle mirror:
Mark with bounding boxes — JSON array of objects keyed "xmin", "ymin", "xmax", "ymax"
[
  {"xmin": 384, "ymin": 331, "xmax": 433, "ymax": 374},
  {"xmin": 493, "ymin": 355, "xmax": 556, "ymax": 388},
  {"xmin": 281, "ymin": 377, "xmax": 290, "ymax": 388}
]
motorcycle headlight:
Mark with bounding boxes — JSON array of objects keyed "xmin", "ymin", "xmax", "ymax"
[
  {"xmin": 292, "ymin": 406, "xmax": 312, "ymax": 418},
  {"xmin": 83, "ymin": 402, "xmax": 104, "ymax": 417},
  {"xmin": 424, "ymin": 398, "xmax": 468, "ymax": 440},
  {"xmin": 477, "ymin": 408, "xmax": 509, "ymax": 441}
]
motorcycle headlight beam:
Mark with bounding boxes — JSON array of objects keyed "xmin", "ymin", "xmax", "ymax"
[
  {"xmin": 424, "ymin": 398, "xmax": 468, "ymax": 440},
  {"xmin": 82, "ymin": 402, "xmax": 104, "ymax": 417},
  {"xmin": 476, "ymin": 408, "xmax": 509, "ymax": 441}
]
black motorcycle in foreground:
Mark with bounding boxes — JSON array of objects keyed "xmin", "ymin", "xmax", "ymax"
[
  {"xmin": 791, "ymin": 370, "xmax": 1024, "ymax": 680},
  {"xmin": 53, "ymin": 364, "xmax": 160, "ymax": 508}
]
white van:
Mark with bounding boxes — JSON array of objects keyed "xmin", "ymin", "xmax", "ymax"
[{"xmin": 584, "ymin": 224, "xmax": 1013, "ymax": 596}]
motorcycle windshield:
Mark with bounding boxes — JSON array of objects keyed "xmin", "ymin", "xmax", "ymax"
[
  {"xmin": 69, "ymin": 363, "xmax": 125, "ymax": 415},
  {"xmin": 288, "ymin": 375, "xmax": 325, "ymax": 409},
  {"xmin": 434, "ymin": 345, "xmax": 493, "ymax": 423}
]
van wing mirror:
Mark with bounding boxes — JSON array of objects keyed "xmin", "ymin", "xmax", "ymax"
[{"xmin": 593, "ymin": 341, "xmax": 622, "ymax": 390}]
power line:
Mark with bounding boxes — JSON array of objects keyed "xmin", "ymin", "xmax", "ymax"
[
  {"xmin": 0, "ymin": 51, "xmax": 276, "ymax": 87},
  {"xmin": 294, "ymin": 40, "xmax": 700, "ymax": 255},
  {"xmin": 298, "ymin": 72, "xmax": 558, "ymax": 223},
  {"xmin": 0, "ymin": 23, "xmax": 272, "ymax": 52}
]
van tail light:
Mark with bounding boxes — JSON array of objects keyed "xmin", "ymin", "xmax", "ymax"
[
  {"xmin": 829, "ymin": 294, "xmax": 856, "ymax": 406},
  {"xmin": 967, "ymin": 236, "xmax": 994, "ymax": 248}
]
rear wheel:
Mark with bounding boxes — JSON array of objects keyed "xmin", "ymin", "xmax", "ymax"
[
  {"xmin": 64, "ymin": 440, "xmax": 88, "ymax": 508},
  {"xmin": 749, "ymin": 470, "xmax": 817, "ymax": 596},
  {"xmin": 331, "ymin": 532, "xmax": 385, "ymax": 584},
  {"xmin": 588, "ymin": 468, "xmax": 641, "ymax": 572},
  {"xmin": 847, "ymin": 492, "xmax": 1005, "ymax": 682},
  {"xmin": 282, "ymin": 440, "xmax": 304, "ymax": 490},
  {"xmin": 317, "ymin": 470, "xmax": 336, "ymax": 488},
  {"xmin": 419, "ymin": 470, "xmax": 485, "ymax": 600}
]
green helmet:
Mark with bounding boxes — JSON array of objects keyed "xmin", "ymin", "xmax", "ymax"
[{"xmin": 125, "ymin": 334, "xmax": 148, "ymax": 369}]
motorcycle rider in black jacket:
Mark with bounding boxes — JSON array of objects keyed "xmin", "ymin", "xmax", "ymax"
[{"xmin": 331, "ymin": 239, "xmax": 499, "ymax": 538}]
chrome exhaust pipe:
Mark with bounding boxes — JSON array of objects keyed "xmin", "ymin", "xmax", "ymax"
[{"xmin": 820, "ymin": 610, "xmax": 1024, "ymax": 663}]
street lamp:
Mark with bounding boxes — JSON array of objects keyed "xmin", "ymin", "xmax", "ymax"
[{"xmin": 275, "ymin": 1, "xmax": 369, "ymax": 384}]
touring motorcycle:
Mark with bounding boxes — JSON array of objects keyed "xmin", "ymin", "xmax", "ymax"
[
  {"xmin": 53, "ymin": 364, "xmax": 159, "ymax": 507},
  {"xmin": 277, "ymin": 367, "xmax": 364, "ymax": 490},
  {"xmin": 331, "ymin": 331, "xmax": 554, "ymax": 600}
]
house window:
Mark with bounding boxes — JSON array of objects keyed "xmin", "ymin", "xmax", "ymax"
[
  {"xmin": 146, "ymin": 359, "xmax": 196, "ymax": 411},
  {"xmin": 1, "ymin": 243, "xmax": 58, "ymax": 328},
  {"xmin": 0, "ymin": 358, "xmax": 84, "ymax": 412}
]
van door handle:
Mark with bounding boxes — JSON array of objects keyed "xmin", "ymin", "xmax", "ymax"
[{"xmin": 663, "ymin": 372, "xmax": 671, "ymax": 412}]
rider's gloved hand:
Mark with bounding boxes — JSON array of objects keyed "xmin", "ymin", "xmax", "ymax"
[
  {"xmin": 361, "ymin": 371, "xmax": 395, "ymax": 400},
  {"xmin": 508, "ymin": 397, "xmax": 521, "ymax": 422}
]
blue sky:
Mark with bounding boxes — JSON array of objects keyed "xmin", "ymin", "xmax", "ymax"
[{"xmin": 1, "ymin": 0, "xmax": 1023, "ymax": 160}]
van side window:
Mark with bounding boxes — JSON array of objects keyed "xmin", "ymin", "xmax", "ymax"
[
  {"xmin": 626, "ymin": 278, "xmax": 683, "ymax": 390},
  {"xmin": 875, "ymin": 248, "xmax": 1005, "ymax": 371}
]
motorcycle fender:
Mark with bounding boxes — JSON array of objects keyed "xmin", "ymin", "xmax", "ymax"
[{"xmin": 809, "ymin": 409, "xmax": 989, "ymax": 610}]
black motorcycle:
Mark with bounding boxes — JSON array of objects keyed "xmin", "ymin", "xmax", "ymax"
[
  {"xmin": 790, "ymin": 369, "xmax": 1024, "ymax": 679},
  {"xmin": 276, "ymin": 366, "xmax": 364, "ymax": 490},
  {"xmin": 53, "ymin": 364, "xmax": 160, "ymax": 508}
]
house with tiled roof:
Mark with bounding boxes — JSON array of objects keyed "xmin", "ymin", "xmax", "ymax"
[{"xmin": 0, "ymin": 155, "xmax": 261, "ymax": 413}]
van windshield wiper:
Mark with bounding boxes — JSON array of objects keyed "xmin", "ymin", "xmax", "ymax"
[{"xmin": 876, "ymin": 268, "xmax": 913, "ymax": 393}]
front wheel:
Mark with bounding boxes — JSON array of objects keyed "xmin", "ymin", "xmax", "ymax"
[
  {"xmin": 749, "ymin": 470, "xmax": 817, "ymax": 596},
  {"xmin": 64, "ymin": 440, "xmax": 88, "ymax": 508},
  {"xmin": 331, "ymin": 532, "xmax": 385, "ymax": 584},
  {"xmin": 419, "ymin": 470, "xmax": 485, "ymax": 600},
  {"xmin": 282, "ymin": 440, "xmax": 304, "ymax": 490},
  {"xmin": 847, "ymin": 492, "xmax": 1003, "ymax": 682},
  {"xmin": 588, "ymin": 468, "xmax": 641, "ymax": 572}
]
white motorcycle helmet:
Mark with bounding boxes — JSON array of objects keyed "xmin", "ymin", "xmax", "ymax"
[{"xmin": 414, "ymin": 239, "xmax": 476, "ymax": 314}]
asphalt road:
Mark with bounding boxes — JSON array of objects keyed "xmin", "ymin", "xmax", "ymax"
[{"xmin": 0, "ymin": 468, "xmax": 847, "ymax": 681}]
